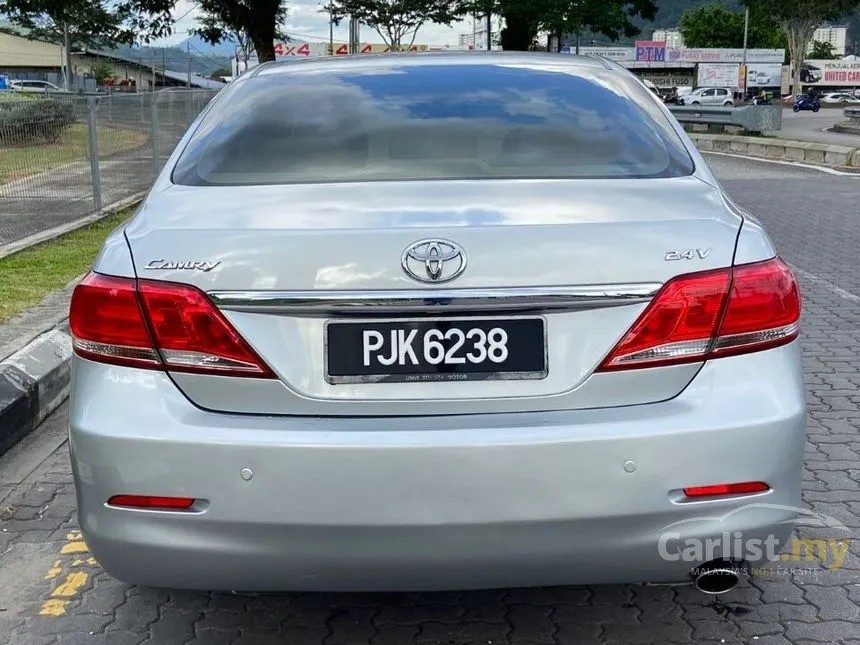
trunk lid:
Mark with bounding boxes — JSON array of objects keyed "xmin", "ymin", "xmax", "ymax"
[{"xmin": 124, "ymin": 177, "xmax": 741, "ymax": 416}]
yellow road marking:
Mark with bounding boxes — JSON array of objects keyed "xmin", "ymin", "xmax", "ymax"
[
  {"xmin": 45, "ymin": 560, "xmax": 63, "ymax": 580},
  {"xmin": 60, "ymin": 541, "xmax": 89, "ymax": 554},
  {"xmin": 52, "ymin": 572, "xmax": 88, "ymax": 597},
  {"xmin": 38, "ymin": 532, "xmax": 100, "ymax": 617},
  {"xmin": 39, "ymin": 599, "xmax": 68, "ymax": 616}
]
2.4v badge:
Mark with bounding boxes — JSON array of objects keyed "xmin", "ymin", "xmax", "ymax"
[{"xmin": 401, "ymin": 239, "xmax": 467, "ymax": 284}]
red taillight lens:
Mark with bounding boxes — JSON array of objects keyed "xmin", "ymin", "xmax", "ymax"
[
  {"xmin": 107, "ymin": 495, "xmax": 196, "ymax": 510},
  {"xmin": 683, "ymin": 482, "xmax": 770, "ymax": 498},
  {"xmin": 709, "ymin": 259, "xmax": 801, "ymax": 358},
  {"xmin": 137, "ymin": 280, "xmax": 275, "ymax": 377},
  {"xmin": 69, "ymin": 273, "xmax": 161, "ymax": 370},
  {"xmin": 598, "ymin": 258, "xmax": 800, "ymax": 371},
  {"xmin": 70, "ymin": 273, "xmax": 274, "ymax": 378}
]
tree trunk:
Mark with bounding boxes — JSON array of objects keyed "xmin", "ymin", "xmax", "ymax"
[
  {"xmin": 250, "ymin": 16, "xmax": 278, "ymax": 63},
  {"xmin": 499, "ymin": 12, "xmax": 536, "ymax": 51}
]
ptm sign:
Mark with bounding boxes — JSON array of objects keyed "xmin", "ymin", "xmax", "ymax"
[{"xmin": 635, "ymin": 41, "xmax": 666, "ymax": 62}]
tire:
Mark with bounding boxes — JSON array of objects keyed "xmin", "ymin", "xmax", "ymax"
[
  {"xmin": 690, "ymin": 101, "xmax": 700, "ymax": 105},
  {"xmin": 793, "ymin": 105, "xmax": 800, "ymax": 112},
  {"xmin": 813, "ymin": 104, "xmax": 820, "ymax": 113},
  {"xmin": 723, "ymin": 101, "xmax": 733, "ymax": 107}
]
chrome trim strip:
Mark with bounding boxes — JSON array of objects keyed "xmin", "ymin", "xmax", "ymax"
[{"xmin": 208, "ymin": 284, "xmax": 661, "ymax": 315}]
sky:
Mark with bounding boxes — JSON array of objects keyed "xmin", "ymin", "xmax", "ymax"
[{"xmin": 155, "ymin": 0, "xmax": 479, "ymax": 47}]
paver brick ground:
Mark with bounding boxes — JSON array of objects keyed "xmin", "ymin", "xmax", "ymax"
[{"xmin": 0, "ymin": 154, "xmax": 859, "ymax": 644}]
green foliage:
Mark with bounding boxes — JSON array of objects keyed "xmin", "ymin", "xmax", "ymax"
[
  {"xmin": 743, "ymin": 0, "xmax": 859, "ymax": 25},
  {"xmin": 0, "ymin": 0, "xmax": 176, "ymax": 47},
  {"xmin": 190, "ymin": 0, "xmax": 289, "ymax": 63},
  {"xmin": 329, "ymin": 1, "xmax": 461, "ymax": 49},
  {"xmin": 210, "ymin": 66, "xmax": 233, "ymax": 78},
  {"xmin": 680, "ymin": 3, "xmax": 785, "ymax": 49},
  {"xmin": 456, "ymin": 0, "xmax": 658, "ymax": 50},
  {"xmin": 89, "ymin": 60, "xmax": 114, "ymax": 85},
  {"xmin": 680, "ymin": 4, "xmax": 744, "ymax": 47},
  {"xmin": 809, "ymin": 40, "xmax": 841, "ymax": 59},
  {"xmin": 0, "ymin": 98, "xmax": 76, "ymax": 146}
]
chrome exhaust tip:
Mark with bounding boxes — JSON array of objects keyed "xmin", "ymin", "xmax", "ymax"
[{"xmin": 693, "ymin": 559, "xmax": 743, "ymax": 595}]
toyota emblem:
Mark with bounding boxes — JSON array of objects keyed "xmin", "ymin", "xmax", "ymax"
[{"xmin": 401, "ymin": 239, "xmax": 467, "ymax": 284}]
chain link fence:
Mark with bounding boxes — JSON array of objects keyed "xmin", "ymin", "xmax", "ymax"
[{"xmin": 0, "ymin": 89, "xmax": 219, "ymax": 248}]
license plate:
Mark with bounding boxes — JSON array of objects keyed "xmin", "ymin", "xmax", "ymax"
[{"xmin": 325, "ymin": 318, "xmax": 547, "ymax": 384}]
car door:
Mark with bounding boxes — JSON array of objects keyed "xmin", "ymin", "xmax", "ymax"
[{"xmin": 699, "ymin": 89, "xmax": 716, "ymax": 105}]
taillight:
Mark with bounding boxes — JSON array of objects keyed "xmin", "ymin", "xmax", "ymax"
[
  {"xmin": 598, "ymin": 257, "xmax": 800, "ymax": 371},
  {"xmin": 70, "ymin": 273, "xmax": 275, "ymax": 378}
]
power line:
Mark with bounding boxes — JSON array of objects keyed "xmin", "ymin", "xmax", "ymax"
[{"xmin": 173, "ymin": 2, "xmax": 201, "ymax": 24}]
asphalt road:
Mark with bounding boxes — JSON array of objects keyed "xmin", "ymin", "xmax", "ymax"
[
  {"xmin": 775, "ymin": 107, "xmax": 860, "ymax": 147},
  {"xmin": 1, "ymin": 153, "xmax": 860, "ymax": 645}
]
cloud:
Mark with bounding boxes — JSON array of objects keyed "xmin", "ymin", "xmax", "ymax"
[{"xmin": 157, "ymin": 0, "xmax": 476, "ymax": 47}]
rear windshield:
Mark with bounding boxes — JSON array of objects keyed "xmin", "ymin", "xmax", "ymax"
[{"xmin": 172, "ymin": 61, "xmax": 695, "ymax": 185}]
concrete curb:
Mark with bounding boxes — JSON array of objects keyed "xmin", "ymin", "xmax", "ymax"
[
  {"xmin": 0, "ymin": 191, "xmax": 146, "ymax": 261},
  {"xmin": 689, "ymin": 133, "xmax": 860, "ymax": 168},
  {"xmin": 0, "ymin": 323, "xmax": 72, "ymax": 458}
]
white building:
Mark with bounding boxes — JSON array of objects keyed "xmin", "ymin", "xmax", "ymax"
[
  {"xmin": 808, "ymin": 25, "xmax": 848, "ymax": 56},
  {"xmin": 652, "ymin": 29, "xmax": 684, "ymax": 49}
]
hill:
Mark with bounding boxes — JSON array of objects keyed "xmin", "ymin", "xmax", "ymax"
[
  {"xmin": 104, "ymin": 44, "xmax": 231, "ymax": 76},
  {"xmin": 580, "ymin": 0, "xmax": 857, "ymax": 52}
]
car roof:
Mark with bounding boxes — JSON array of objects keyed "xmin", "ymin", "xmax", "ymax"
[{"xmin": 250, "ymin": 52, "xmax": 615, "ymax": 79}]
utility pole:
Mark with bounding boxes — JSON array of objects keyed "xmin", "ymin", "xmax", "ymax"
[
  {"xmin": 63, "ymin": 22, "xmax": 72, "ymax": 91},
  {"xmin": 348, "ymin": 15, "xmax": 360, "ymax": 54},
  {"xmin": 329, "ymin": 3, "xmax": 334, "ymax": 55},
  {"xmin": 741, "ymin": 7, "xmax": 749, "ymax": 98},
  {"xmin": 472, "ymin": 13, "xmax": 477, "ymax": 50},
  {"xmin": 575, "ymin": 31, "xmax": 580, "ymax": 55},
  {"xmin": 151, "ymin": 48, "xmax": 157, "ymax": 90},
  {"xmin": 486, "ymin": 13, "xmax": 491, "ymax": 51}
]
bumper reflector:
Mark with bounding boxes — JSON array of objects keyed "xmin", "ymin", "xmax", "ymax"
[
  {"xmin": 683, "ymin": 482, "xmax": 770, "ymax": 498},
  {"xmin": 107, "ymin": 495, "xmax": 196, "ymax": 510}
]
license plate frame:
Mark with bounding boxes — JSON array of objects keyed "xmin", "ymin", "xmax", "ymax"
[{"xmin": 324, "ymin": 316, "xmax": 548, "ymax": 385}]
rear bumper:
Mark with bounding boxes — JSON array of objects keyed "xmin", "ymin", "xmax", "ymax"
[{"xmin": 69, "ymin": 343, "xmax": 806, "ymax": 591}]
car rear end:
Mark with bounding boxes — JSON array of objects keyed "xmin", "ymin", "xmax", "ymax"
[{"xmin": 68, "ymin": 54, "xmax": 805, "ymax": 592}]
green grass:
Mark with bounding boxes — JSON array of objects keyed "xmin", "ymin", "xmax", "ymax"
[
  {"xmin": 0, "ymin": 210, "xmax": 132, "ymax": 322},
  {"xmin": 0, "ymin": 123, "xmax": 149, "ymax": 183}
]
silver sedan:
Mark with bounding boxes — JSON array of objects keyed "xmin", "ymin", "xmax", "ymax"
[{"xmin": 68, "ymin": 53, "xmax": 804, "ymax": 593}]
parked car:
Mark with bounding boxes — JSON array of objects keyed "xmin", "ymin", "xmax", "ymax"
[
  {"xmin": 68, "ymin": 53, "xmax": 804, "ymax": 594},
  {"xmin": 820, "ymin": 92, "xmax": 859, "ymax": 104},
  {"xmin": 9, "ymin": 79, "xmax": 68, "ymax": 93},
  {"xmin": 677, "ymin": 87, "xmax": 734, "ymax": 106}
]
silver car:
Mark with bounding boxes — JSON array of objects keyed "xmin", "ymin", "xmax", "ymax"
[
  {"xmin": 678, "ymin": 87, "xmax": 734, "ymax": 106},
  {"xmin": 68, "ymin": 53, "xmax": 805, "ymax": 593}
]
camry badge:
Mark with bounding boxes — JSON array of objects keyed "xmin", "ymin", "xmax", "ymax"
[{"xmin": 144, "ymin": 259, "xmax": 221, "ymax": 272}]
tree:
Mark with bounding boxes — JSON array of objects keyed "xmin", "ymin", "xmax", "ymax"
[
  {"xmin": 809, "ymin": 39, "xmax": 840, "ymax": 58},
  {"xmin": 328, "ymin": 0, "xmax": 460, "ymax": 51},
  {"xmin": 680, "ymin": 3, "xmax": 785, "ymax": 50},
  {"xmin": 190, "ymin": 0, "xmax": 289, "ymax": 64},
  {"xmin": 456, "ymin": 1, "xmax": 658, "ymax": 52},
  {"xmin": 89, "ymin": 59, "xmax": 114, "ymax": 85},
  {"xmin": 210, "ymin": 65, "xmax": 233, "ymax": 78},
  {"xmin": 743, "ymin": 0, "xmax": 860, "ymax": 94},
  {"xmin": 680, "ymin": 4, "xmax": 744, "ymax": 48},
  {"xmin": 0, "ymin": 0, "xmax": 176, "ymax": 47}
]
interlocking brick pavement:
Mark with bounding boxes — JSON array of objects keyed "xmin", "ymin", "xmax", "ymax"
[{"xmin": 0, "ymin": 154, "xmax": 859, "ymax": 644}]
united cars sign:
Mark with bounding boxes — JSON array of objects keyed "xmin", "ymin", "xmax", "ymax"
[{"xmin": 801, "ymin": 60, "xmax": 860, "ymax": 86}]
